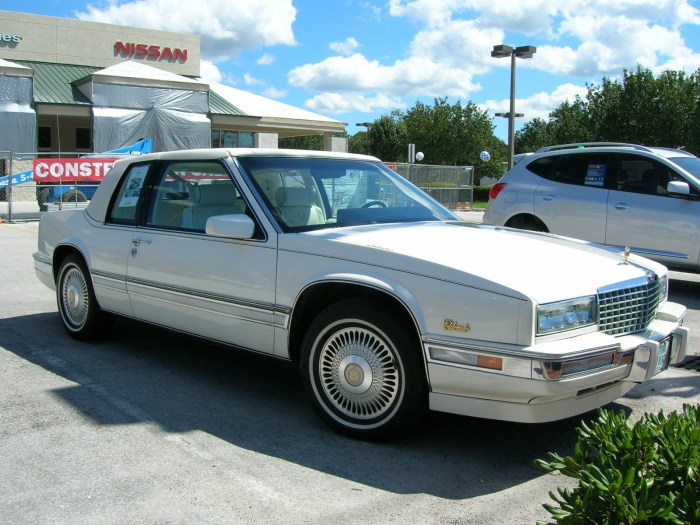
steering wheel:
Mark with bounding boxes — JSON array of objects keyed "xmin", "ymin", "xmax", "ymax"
[{"xmin": 361, "ymin": 200, "xmax": 387, "ymax": 208}]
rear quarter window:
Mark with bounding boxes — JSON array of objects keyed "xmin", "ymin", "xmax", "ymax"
[
  {"xmin": 526, "ymin": 156, "xmax": 557, "ymax": 177},
  {"xmin": 531, "ymin": 153, "xmax": 615, "ymax": 187}
]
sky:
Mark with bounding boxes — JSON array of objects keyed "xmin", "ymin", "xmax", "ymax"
[{"xmin": 6, "ymin": 0, "xmax": 700, "ymax": 142}]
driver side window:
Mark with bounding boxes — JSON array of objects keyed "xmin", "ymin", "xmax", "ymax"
[
  {"xmin": 618, "ymin": 156, "xmax": 675, "ymax": 196},
  {"xmin": 146, "ymin": 162, "xmax": 247, "ymax": 232}
]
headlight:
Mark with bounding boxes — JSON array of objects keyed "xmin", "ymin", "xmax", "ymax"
[{"xmin": 537, "ymin": 296, "xmax": 597, "ymax": 335}]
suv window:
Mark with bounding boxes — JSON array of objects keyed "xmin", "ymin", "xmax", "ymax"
[
  {"xmin": 538, "ymin": 153, "xmax": 616, "ymax": 187},
  {"xmin": 527, "ymin": 152, "xmax": 616, "ymax": 188},
  {"xmin": 618, "ymin": 154, "xmax": 689, "ymax": 197}
]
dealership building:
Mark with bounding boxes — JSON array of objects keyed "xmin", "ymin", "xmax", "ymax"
[{"xmin": 0, "ymin": 9, "xmax": 347, "ymax": 156}]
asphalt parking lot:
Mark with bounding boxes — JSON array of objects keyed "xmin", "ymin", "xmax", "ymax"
[{"xmin": 1, "ymin": 218, "xmax": 698, "ymax": 525}]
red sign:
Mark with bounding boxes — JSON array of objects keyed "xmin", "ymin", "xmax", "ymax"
[
  {"xmin": 33, "ymin": 158, "xmax": 120, "ymax": 182},
  {"xmin": 114, "ymin": 41, "xmax": 188, "ymax": 62}
]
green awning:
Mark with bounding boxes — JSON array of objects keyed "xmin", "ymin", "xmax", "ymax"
[{"xmin": 15, "ymin": 61, "xmax": 96, "ymax": 105}]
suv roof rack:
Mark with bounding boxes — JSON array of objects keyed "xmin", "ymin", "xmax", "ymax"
[{"xmin": 535, "ymin": 142, "xmax": 654, "ymax": 153}]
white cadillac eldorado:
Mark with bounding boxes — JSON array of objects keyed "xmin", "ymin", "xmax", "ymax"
[{"xmin": 34, "ymin": 149, "xmax": 689, "ymax": 439}]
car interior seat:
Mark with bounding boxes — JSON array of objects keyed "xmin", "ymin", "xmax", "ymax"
[
  {"xmin": 642, "ymin": 168, "xmax": 669, "ymax": 195},
  {"xmin": 180, "ymin": 183, "xmax": 244, "ymax": 230},
  {"xmin": 275, "ymin": 186, "xmax": 326, "ymax": 227}
]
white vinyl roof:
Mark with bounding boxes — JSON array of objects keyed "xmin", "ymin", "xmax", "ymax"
[
  {"xmin": 208, "ymin": 81, "xmax": 340, "ymax": 124},
  {"xmin": 88, "ymin": 60, "xmax": 206, "ymax": 91},
  {"xmin": 0, "ymin": 58, "xmax": 33, "ymax": 76}
]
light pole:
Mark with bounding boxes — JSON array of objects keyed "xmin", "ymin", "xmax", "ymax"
[
  {"xmin": 491, "ymin": 44, "xmax": 536, "ymax": 170},
  {"xmin": 356, "ymin": 122, "xmax": 372, "ymax": 155}
]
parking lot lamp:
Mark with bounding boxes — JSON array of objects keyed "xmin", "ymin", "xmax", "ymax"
[{"xmin": 491, "ymin": 44, "xmax": 536, "ymax": 170}]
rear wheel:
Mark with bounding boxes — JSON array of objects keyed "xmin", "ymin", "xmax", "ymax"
[
  {"xmin": 507, "ymin": 215, "xmax": 548, "ymax": 232},
  {"xmin": 56, "ymin": 255, "xmax": 112, "ymax": 340},
  {"xmin": 301, "ymin": 299, "xmax": 427, "ymax": 440}
]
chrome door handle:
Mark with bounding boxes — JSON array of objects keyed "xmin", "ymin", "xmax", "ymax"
[
  {"xmin": 610, "ymin": 202, "xmax": 630, "ymax": 210},
  {"xmin": 130, "ymin": 238, "xmax": 151, "ymax": 257}
]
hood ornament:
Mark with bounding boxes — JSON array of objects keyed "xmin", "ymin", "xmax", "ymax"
[{"xmin": 623, "ymin": 246, "xmax": 631, "ymax": 264}]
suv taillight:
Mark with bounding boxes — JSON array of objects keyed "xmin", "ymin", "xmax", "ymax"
[{"xmin": 489, "ymin": 182, "xmax": 507, "ymax": 200}]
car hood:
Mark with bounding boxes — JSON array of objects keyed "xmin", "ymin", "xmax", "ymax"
[{"xmin": 293, "ymin": 221, "xmax": 662, "ymax": 304}]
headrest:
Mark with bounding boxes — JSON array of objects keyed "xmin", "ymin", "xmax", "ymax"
[
  {"xmin": 276, "ymin": 187, "xmax": 316, "ymax": 206},
  {"xmin": 192, "ymin": 183, "xmax": 237, "ymax": 205}
]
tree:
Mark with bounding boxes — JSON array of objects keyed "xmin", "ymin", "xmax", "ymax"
[
  {"xmin": 278, "ymin": 134, "xmax": 325, "ymax": 150},
  {"xmin": 515, "ymin": 66, "xmax": 700, "ymax": 153},
  {"xmin": 365, "ymin": 112, "xmax": 407, "ymax": 162},
  {"xmin": 548, "ymin": 97, "xmax": 593, "ymax": 145},
  {"xmin": 348, "ymin": 131, "xmax": 369, "ymax": 155},
  {"xmin": 401, "ymin": 98, "xmax": 505, "ymax": 180},
  {"xmin": 515, "ymin": 118, "xmax": 554, "ymax": 154}
]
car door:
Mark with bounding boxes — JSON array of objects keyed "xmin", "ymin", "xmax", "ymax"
[
  {"xmin": 533, "ymin": 152, "xmax": 614, "ymax": 243},
  {"xmin": 123, "ymin": 160, "xmax": 277, "ymax": 354},
  {"xmin": 88, "ymin": 161, "xmax": 154, "ymax": 317},
  {"xmin": 605, "ymin": 154, "xmax": 700, "ymax": 271}
]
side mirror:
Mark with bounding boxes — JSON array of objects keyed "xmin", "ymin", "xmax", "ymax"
[
  {"xmin": 667, "ymin": 180, "xmax": 691, "ymax": 197},
  {"xmin": 206, "ymin": 214, "xmax": 255, "ymax": 239}
]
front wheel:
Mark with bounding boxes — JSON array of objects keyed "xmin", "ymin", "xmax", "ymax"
[
  {"xmin": 301, "ymin": 299, "xmax": 427, "ymax": 440},
  {"xmin": 56, "ymin": 255, "xmax": 112, "ymax": 340}
]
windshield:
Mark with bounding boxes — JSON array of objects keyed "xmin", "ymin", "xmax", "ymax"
[
  {"xmin": 669, "ymin": 156, "xmax": 700, "ymax": 180},
  {"xmin": 237, "ymin": 156, "xmax": 456, "ymax": 231}
]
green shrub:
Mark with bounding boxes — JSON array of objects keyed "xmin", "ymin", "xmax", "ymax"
[
  {"xmin": 535, "ymin": 405, "xmax": 699, "ymax": 524},
  {"xmin": 473, "ymin": 185, "xmax": 491, "ymax": 202}
]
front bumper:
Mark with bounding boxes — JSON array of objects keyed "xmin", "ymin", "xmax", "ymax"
[{"xmin": 425, "ymin": 301, "xmax": 688, "ymax": 423}]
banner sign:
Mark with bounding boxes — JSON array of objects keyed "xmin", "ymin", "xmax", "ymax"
[
  {"xmin": 0, "ymin": 170, "xmax": 32, "ymax": 188},
  {"xmin": 33, "ymin": 158, "xmax": 120, "ymax": 183}
]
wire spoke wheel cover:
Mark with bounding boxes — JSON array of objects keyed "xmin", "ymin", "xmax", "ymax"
[
  {"xmin": 60, "ymin": 265, "xmax": 90, "ymax": 329},
  {"xmin": 301, "ymin": 299, "xmax": 427, "ymax": 439},
  {"xmin": 56, "ymin": 254, "xmax": 111, "ymax": 340},
  {"xmin": 318, "ymin": 325, "xmax": 400, "ymax": 420}
]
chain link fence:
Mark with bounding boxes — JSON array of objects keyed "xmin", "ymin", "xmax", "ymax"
[
  {"xmin": 1, "ymin": 151, "xmax": 100, "ymax": 222},
  {"xmin": 386, "ymin": 163, "xmax": 474, "ymax": 209}
]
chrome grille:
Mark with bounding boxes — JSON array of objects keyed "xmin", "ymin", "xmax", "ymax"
[{"xmin": 598, "ymin": 274, "xmax": 661, "ymax": 336}]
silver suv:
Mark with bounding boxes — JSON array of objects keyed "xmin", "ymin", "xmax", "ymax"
[{"xmin": 483, "ymin": 143, "xmax": 700, "ymax": 272}]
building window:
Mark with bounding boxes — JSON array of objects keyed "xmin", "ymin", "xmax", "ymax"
[
  {"xmin": 212, "ymin": 129, "xmax": 255, "ymax": 148},
  {"xmin": 239, "ymin": 132, "xmax": 254, "ymax": 148},
  {"xmin": 38, "ymin": 126, "xmax": 52, "ymax": 149},
  {"xmin": 76, "ymin": 128, "xmax": 91, "ymax": 150}
]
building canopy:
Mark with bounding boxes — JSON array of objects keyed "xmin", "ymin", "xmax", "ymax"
[{"xmin": 3, "ymin": 58, "xmax": 345, "ymax": 153}]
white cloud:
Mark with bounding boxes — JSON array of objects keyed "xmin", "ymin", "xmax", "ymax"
[
  {"xmin": 330, "ymin": 37, "xmax": 360, "ymax": 56},
  {"xmin": 198, "ymin": 60, "xmax": 222, "ymax": 83},
  {"xmin": 304, "ymin": 92, "xmax": 406, "ymax": 114},
  {"xmin": 262, "ymin": 86, "xmax": 287, "ymax": 99},
  {"xmin": 75, "ymin": 0, "xmax": 297, "ymax": 60},
  {"xmin": 289, "ymin": 52, "xmax": 482, "ymax": 98},
  {"xmin": 482, "ymin": 83, "xmax": 589, "ymax": 121},
  {"xmin": 244, "ymin": 73, "xmax": 264, "ymax": 86},
  {"xmin": 257, "ymin": 53, "xmax": 276, "ymax": 66}
]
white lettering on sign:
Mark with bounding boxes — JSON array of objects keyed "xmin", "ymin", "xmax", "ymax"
[
  {"xmin": 33, "ymin": 158, "xmax": 120, "ymax": 182},
  {"xmin": 0, "ymin": 33, "xmax": 22, "ymax": 43}
]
